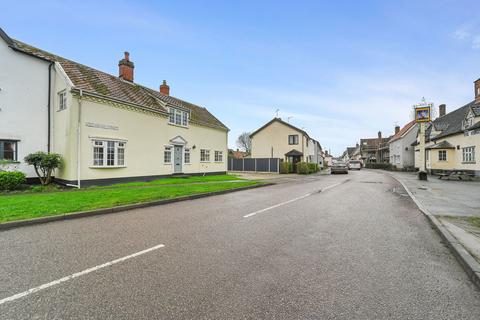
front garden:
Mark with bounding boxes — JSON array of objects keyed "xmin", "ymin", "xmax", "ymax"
[{"xmin": 0, "ymin": 152, "xmax": 262, "ymax": 224}]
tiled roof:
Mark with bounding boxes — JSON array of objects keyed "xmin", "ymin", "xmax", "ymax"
[
  {"xmin": 430, "ymin": 102, "xmax": 474, "ymax": 141},
  {"xmin": 8, "ymin": 38, "xmax": 228, "ymax": 130},
  {"xmin": 250, "ymin": 118, "xmax": 311, "ymax": 139},
  {"xmin": 472, "ymin": 104, "xmax": 480, "ymax": 116},
  {"xmin": 285, "ymin": 149, "xmax": 303, "ymax": 156},
  {"xmin": 425, "ymin": 141, "xmax": 455, "ymax": 150},
  {"xmin": 389, "ymin": 120, "xmax": 416, "ymax": 143}
]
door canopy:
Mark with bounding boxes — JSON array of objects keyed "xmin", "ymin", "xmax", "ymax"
[{"xmin": 170, "ymin": 135, "xmax": 187, "ymax": 146}]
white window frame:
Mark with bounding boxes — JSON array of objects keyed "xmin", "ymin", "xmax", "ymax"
[
  {"xmin": 164, "ymin": 146, "xmax": 172, "ymax": 164},
  {"xmin": 168, "ymin": 108, "xmax": 189, "ymax": 127},
  {"xmin": 438, "ymin": 150, "xmax": 447, "ymax": 161},
  {"xmin": 184, "ymin": 148, "xmax": 191, "ymax": 164},
  {"xmin": 58, "ymin": 90, "xmax": 67, "ymax": 111},
  {"xmin": 0, "ymin": 140, "xmax": 18, "ymax": 161},
  {"xmin": 200, "ymin": 149, "xmax": 210, "ymax": 162},
  {"xmin": 462, "ymin": 146, "xmax": 475, "ymax": 163},
  {"xmin": 214, "ymin": 150, "xmax": 223, "ymax": 162},
  {"xmin": 91, "ymin": 140, "xmax": 126, "ymax": 168}
]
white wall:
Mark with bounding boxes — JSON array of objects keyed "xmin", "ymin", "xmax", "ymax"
[{"xmin": 0, "ymin": 39, "xmax": 50, "ymax": 177}]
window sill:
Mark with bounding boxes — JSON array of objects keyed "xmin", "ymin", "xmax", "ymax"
[
  {"xmin": 0, "ymin": 161, "xmax": 20, "ymax": 164},
  {"xmin": 89, "ymin": 165, "xmax": 127, "ymax": 169},
  {"xmin": 462, "ymin": 162, "xmax": 476, "ymax": 164},
  {"xmin": 214, "ymin": 161, "xmax": 224, "ymax": 163},
  {"xmin": 200, "ymin": 161, "xmax": 211, "ymax": 163},
  {"xmin": 168, "ymin": 122, "xmax": 189, "ymax": 129},
  {"xmin": 164, "ymin": 163, "xmax": 172, "ymax": 165}
]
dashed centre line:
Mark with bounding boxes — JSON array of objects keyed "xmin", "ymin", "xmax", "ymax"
[
  {"xmin": 0, "ymin": 244, "xmax": 166, "ymax": 305},
  {"xmin": 243, "ymin": 180, "xmax": 347, "ymax": 218}
]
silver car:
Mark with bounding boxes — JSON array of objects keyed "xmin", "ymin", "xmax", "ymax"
[
  {"xmin": 348, "ymin": 160, "xmax": 362, "ymax": 170},
  {"xmin": 331, "ymin": 161, "xmax": 348, "ymax": 174}
]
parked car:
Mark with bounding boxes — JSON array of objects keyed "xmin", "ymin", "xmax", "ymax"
[
  {"xmin": 348, "ymin": 160, "xmax": 362, "ymax": 170},
  {"xmin": 331, "ymin": 161, "xmax": 348, "ymax": 174}
]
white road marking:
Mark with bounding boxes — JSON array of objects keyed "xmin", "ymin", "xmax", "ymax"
[
  {"xmin": 0, "ymin": 244, "xmax": 165, "ymax": 305},
  {"xmin": 243, "ymin": 193, "xmax": 313, "ymax": 218},
  {"xmin": 243, "ymin": 180, "xmax": 347, "ymax": 218}
]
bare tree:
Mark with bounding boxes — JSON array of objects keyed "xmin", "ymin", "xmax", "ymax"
[{"xmin": 236, "ymin": 132, "xmax": 252, "ymax": 153}]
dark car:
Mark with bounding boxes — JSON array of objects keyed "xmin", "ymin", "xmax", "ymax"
[{"xmin": 331, "ymin": 161, "xmax": 348, "ymax": 174}]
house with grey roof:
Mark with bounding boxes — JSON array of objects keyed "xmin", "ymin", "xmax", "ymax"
[
  {"xmin": 0, "ymin": 27, "xmax": 229, "ymax": 186},
  {"xmin": 388, "ymin": 120, "xmax": 417, "ymax": 169},
  {"xmin": 250, "ymin": 118, "xmax": 323, "ymax": 165},
  {"xmin": 413, "ymin": 81, "xmax": 480, "ymax": 176}
]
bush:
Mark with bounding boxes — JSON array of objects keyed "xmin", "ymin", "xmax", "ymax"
[
  {"xmin": 0, "ymin": 171, "xmax": 26, "ymax": 191},
  {"xmin": 308, "ymin": 163, "xmax": 319, "ymax": 173},
  {"xmin": 280, "ymin": 161, "xmax": 289, "ymax": 174},
  {"xmin": 296, "ymin": 162, "xmax": 310, "ymax": 174},
  {"xmin": 24, "ymin": 152, "xmax": 63, "ymax": 185},
  {"xmin": 280, "ymin": 162, "xmax": 295, "ymax": 174},
  {"xmin": 364, "ymin": 162, "xmax": 393, "ymax": 170}
]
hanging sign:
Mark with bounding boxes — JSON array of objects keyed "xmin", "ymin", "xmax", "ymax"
[{"xmin": 414, "ymin": 98, "xmax": 433, "ymax": 123}]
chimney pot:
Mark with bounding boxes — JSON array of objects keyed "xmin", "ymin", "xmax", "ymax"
[
  {"xmin": 439, "ymin": 104, "xmax": 446, "ymax": 117},
  {"xmin": 160, "ymin": 80, "xmax": 170, "ymax": 95},
  {"xmin": 475, "ymin": 79, "xmax": 480, "ymax": 104},
  {"xmin": 395, "ymin": 125, "xmax": 400, "ymax": 134},
  {"xmin": 118, "ymin": 51, "xmax": 134, "ymax": 82},
  {"xmin": 378, "ymin": 131, "xmax": 382, "ymax": 139}
]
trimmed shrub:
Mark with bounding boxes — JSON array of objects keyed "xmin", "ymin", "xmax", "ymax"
[
  {"xmin": 0, "ymin": 171, "xmax": 26, "ymax": 191},
  {"xmin": 364, "ymin": 162, "xmax": 393, "ymax": 170},
  {"xmin": 308, "ymin": 163, "xmax": 319, "ymax": 173},
  {"xmin": 280, "ymin": 161, "xmax": 289, "ymax": 174},
  {"xmin": 280, "ymin": 162, "xmax": 295, "ymax": 174},
  {"xmin": 24, "ymin": 152, "xmax": 63, "ymax": 185},
  {"xmin": 296, "ymin": 162, "xmax": 310, "ymax": 174}
]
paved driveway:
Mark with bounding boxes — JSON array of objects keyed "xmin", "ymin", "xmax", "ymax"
[{"xmin": 1, "ymin": 170, "xmax": 479, "ymax": 319}]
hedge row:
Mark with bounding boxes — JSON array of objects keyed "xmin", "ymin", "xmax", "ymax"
[{"xmin": 280, "ymin": 162, "xmax": 319, "ymax": 174}]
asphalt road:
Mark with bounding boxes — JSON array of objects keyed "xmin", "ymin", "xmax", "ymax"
[{"xmin": 1, "ymin": 170, "xmax": 480, "ymax": 319}]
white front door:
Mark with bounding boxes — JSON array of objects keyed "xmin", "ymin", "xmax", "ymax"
[{"xmin": 173, "ymin": 145, "xmax": 183, "ymax": 173}]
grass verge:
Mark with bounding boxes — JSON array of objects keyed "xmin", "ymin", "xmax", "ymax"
[{"xmin": 0, "ymin": 180, "xmax": 261, "ymax": 223}]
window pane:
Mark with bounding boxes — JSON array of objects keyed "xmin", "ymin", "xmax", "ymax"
[
  {"xmin": 107, "ymin": 141, "xmax": 115, "ymax": 166},
  {"xmin": 182, "ymin": 112, "xmax": 188, "ymax": 126},
  {"xmin": 94, "ymin": 146, "xmax": 104, "ymax": 166},
  {"xmin": 117, "ymin": 148, "xmax": 125, "ymax": 166},
  {"xmin": 169, "ymin": 109, "xmax": 175, "ymax": 123},
  {"xmin": 164, "ymin": 148, "xmax": 171, "ymax": 163},
  {"xmin": 175, "ymin": 112, "xmax": 182, "ymax": 125},
  {"xmin": 2, "ymin": 141, "xmax": 16, "ymax": 161},
  {"xmin": 184, "ymin": 149, "xmax": 190, "ymax": 163}
]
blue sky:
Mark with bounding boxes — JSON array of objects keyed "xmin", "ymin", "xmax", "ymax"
[{"xmin": 2, "ymin": 0, "xmax": 480, "ymax": 155}]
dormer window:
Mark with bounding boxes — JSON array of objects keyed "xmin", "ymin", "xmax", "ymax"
[{"xmin": 169, "ymin": 108, "xmax": 189, "ymax": 127}]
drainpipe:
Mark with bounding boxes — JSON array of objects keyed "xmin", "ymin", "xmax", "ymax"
[
  {"xmin": 47, "ymin": 62, "xmax": 53, "ymax": 152},
  {"xmin": 66, "ymin": 89, "xmax": 82, "ymax": 188}
]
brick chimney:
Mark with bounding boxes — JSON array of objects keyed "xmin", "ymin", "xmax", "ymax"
[
  {"xmin": 439, "ymin": 104, "xmax": 446, "ymax": 117},
  {"xmin": 118, "ymin": 52, "xmax": 134, "ymax": 82},
  {"xmin": 395, "ymin": 125, "xmax": 400, "ymax": 134},
  {"xmin": 378, "ymin": 131, "xmax": 382, "ymax": 139},
  {"xmin": 475, "ymin": 78, "xmax": 480, "ymax": 104},
  {"xmin": 160, "ymin": 80, "xmax": 170, "ymax": 95}
]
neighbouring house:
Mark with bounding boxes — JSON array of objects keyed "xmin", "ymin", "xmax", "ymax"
[
  {"xmin": 388, "ymin": 120, "xmax": 417, "ymax": 169},
  {"xmin": 250, "ymin": 117, "xmax": 322, "ymax": 165},
  {"xmin": 359, "ymin": 131, "xmax": 392, "ymax": 163},
  {"xmin": 0, "ymin": 28, "xmax": 51, "ymax": 181},
  {"xmin": 323, "ymin": 150, "xmax": 333, "ymax": 167},
  {"xmin": 341, "ymin": 147, "xmax": 356, "ymax": 162},
  {"xmin": 228, "ymin": 149, "xmax": 248, "ymax": 159},
  {"xmin": 0, "ymin": 28, "xmax": 229, "ymax": 187},
  {"xmin": 413, "ymin": 88, "xmax": 480, "ymax": 176}
]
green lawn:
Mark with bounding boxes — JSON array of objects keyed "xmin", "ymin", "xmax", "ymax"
[
  {"xmin": 92, "ymin": 174, "xmax": 243, "ymax": 188},
  {"xmin": 0, "ymin": 176, "xmax": 260, "ymax": 223}
]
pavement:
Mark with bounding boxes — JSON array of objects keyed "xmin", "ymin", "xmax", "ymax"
[
  {"xmin": 390, "ymin": 171, "xmax": 480, "ymax": 263},
  {"xmin": 1, "ymin": 170, "xmax": 480, "ymax": 319}
]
